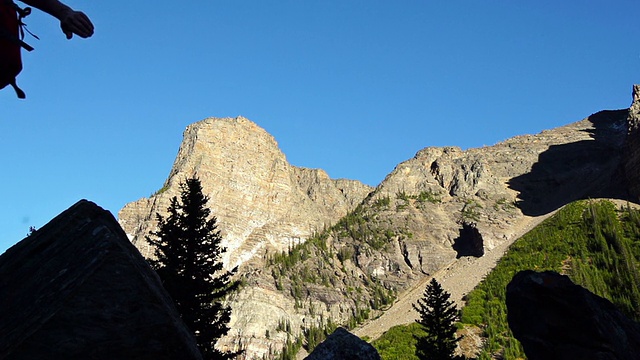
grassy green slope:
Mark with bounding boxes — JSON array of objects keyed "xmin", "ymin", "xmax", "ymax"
[{"xmin": 372, "ymin": 200, "xmax": 640, "ymax": 359}]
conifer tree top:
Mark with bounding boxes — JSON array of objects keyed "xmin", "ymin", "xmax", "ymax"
[{"xmin": 147, "ymin": 176, "xmax": 240, "ymax": 359}]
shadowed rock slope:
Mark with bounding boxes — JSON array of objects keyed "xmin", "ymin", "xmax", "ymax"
[{"xmin": 0, "ymin": 200, "xmax": 202, "ymax": 360}]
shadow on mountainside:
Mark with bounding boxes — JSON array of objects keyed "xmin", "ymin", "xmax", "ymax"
[{"xmin": 508, "ymin": 110, "xmax": 630, "ymax": 217}]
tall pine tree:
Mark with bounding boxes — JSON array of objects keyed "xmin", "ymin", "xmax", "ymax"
[
  {"xmin": 413, "ymin": 278, "xmax": 462, "ymax": 360},
  {"xmin": 147, "ymin": 176, "xmax": 240, "ymax": 359}
]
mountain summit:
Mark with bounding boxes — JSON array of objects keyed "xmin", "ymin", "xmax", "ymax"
[{"xmin": 119, "ymin": 117, "xmax": 372, "ymax": 269}]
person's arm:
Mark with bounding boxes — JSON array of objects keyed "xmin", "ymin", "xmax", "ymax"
[{"xmin": 20, "ymin": 0, "xmax": 93, "ymax": 39}]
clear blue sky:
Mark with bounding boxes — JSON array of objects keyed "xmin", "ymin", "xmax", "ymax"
[{"xmin": 1, "ymin": 1, "xmax": 639, "ymax": 253}]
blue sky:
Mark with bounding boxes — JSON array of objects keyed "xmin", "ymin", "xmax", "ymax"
[{"xmin": 1, "ymin": 1, "xmax": 639, "ymax": 253}]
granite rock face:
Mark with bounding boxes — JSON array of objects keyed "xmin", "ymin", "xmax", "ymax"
[
  {"xmin": 506, "ymin": 270, "xmax": 640, "ymax": 360},
  {"xmin": 0, "ymin": 200, "xmax": 203, "ymax": 360},
  {"xmin": 305, "ymin": 327, "xmax": 381, "ymax": 360}
]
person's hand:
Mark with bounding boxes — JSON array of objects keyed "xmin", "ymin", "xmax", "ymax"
[{"xmin": 59, "ymin": 9, "xmax": 94, "ymax": 39}]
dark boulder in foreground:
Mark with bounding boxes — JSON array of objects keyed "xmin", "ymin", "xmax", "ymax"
[
  {"xmin": 305, "ymin": 327, "xmax": 380, "ymax": 360},
  {"xmin": 506, "ymin": 270, "xmax": 640, "ymax": 360},
  {"xmin": 0, "ymin": 200, "xmax": 202, "ymax": 360}
]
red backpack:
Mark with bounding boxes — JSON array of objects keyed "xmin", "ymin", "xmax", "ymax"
[{"xmin": 0, "ymin": 0, "xmax": 35, "ymax": 99}]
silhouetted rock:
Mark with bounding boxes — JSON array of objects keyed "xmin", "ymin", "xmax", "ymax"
[
  {"xmin": 506, "ymin": 270, "xmax": 640, "ymax": 360},
  {"xmin": 304, "ymin": 327, "xmax": 380, "ymax": 360},
  {"xmin": 0, "ymin": 200, "xmax": 202, "ymax": 360}
]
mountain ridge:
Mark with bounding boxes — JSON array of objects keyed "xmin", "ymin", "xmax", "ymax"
[{"xmin": 119, "ymin": 85, "xmax": 639, "ymax": 358}]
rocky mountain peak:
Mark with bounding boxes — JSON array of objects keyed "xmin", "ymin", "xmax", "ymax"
[
  {"xmin": 118, "ymin": 116, "xmax": 372, "ymax": 269},
  {"xmin": 165, "ymin": 116, "xmax": 282, "ymax": 188}
]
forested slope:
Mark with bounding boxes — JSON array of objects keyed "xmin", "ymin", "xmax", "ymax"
[{"xmin": 373, "ymin": 200, "xmax": 640, "ymax": 359}]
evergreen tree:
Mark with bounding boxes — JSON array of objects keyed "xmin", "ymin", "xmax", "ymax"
[
  {"xmin": 147, "ymin": 176, "xmax": 240, "ymax": 359},
  {"xmin": 413, "ymin": 278, "xmax": 462, "ymax": 360}
]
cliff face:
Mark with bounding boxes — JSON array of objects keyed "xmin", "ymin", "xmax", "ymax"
[
  {"xmin": 119, "ymin": 87, "xmax": 638, "ymax": 358},
  {"xmin": 118, "ymin": 117, "xmax": 372, "ymax": 269},
  {"xmin": 354, "ymin": 107, "xmax": 628, "ymax": 278}
]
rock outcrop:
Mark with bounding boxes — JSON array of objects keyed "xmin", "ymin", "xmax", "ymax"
[
  {"xmin": 506, "ymin": 270, "xmax": 640, "ymax": 360},
  {"xmin": 0, "ymin": 200, "xmax": 202, "ymax": 360},
  {"xmin": 305, "ymin": 327, "xmax": 381, "ymax": 360}
]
